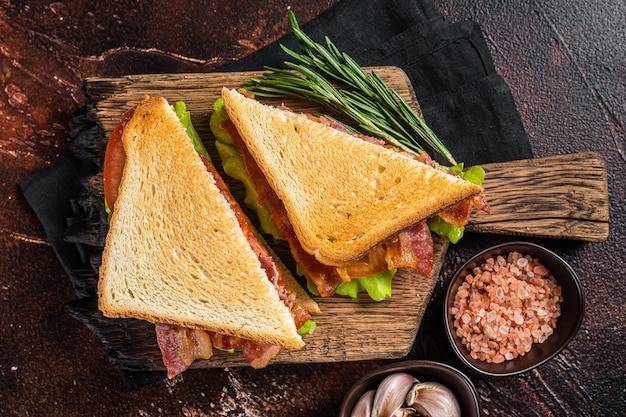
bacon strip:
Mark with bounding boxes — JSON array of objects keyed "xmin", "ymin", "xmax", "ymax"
[
  {"xmin": 385, "ymin": 222, "xmax": 433, "ymax": 274},
  {"xmin": 210, "ymin": 333, "xmax": 281, "ymax": 369},
  {"xmin": 438, "ymin": 200, "xmax": 473, "ymax": 228},
  {"xmin": 155, "ymin": 324, "xmax": 213, "ymax": 379}
]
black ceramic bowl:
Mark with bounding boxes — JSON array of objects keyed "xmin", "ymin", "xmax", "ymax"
[
  {"xmin": 337, "ymin": 360, "xmax": 481, "ymax": 417},
  {"xmin": 444, "ymin": 241, "xmax": 584, "ymax": 377}
]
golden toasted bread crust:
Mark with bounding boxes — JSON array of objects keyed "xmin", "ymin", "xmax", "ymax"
[
  {"xmin": 98, "ymin": 96, "xmax": 304, "ymax": 349},
  {"xmin": 222, "ymin": 88, "xmax": 482, "ymax": 266}
]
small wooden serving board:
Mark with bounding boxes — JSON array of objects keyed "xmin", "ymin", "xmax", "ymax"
[{"xmin": 79, "ymin": 68, "xmax": 608, "ymax": 370}]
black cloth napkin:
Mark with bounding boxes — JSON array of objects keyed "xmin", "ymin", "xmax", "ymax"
[{"xmin": 19, "ymin": 0, "xmax": 532, "ymax": 390}]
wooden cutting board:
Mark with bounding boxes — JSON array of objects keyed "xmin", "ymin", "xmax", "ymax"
[{"xmin": 78, "ymin": 68, "xmax": 608, "ymax": 370}]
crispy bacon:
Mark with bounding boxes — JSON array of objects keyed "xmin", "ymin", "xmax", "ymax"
[
  {"xmin": 335, "ymin": 245, "xmax": 388, "ymax": 281},
  {"xmin": 335, "ymin": 223, "xmax": 434, "ymax": 279},
  {"xmin": 155, "ymin": 325, "xmax": 281, "ymax": 375},
  {"xmin": 438, "ymin": 200, "xmax": 473, "ymax": 227},
  {"xmin": 243, "ymin": 342, "xmax": 282, "ymax": 369},
  {"xmin": 437, "ymin": 193, "xmax": 491, "ymax": 227},
  {"xmin": 471, "ymin": 191, "xmax": 491, "ymax": 214},
  {"xmin": 385, "ymin": 222, "xmax": 433, "ymax": 275},
  {"xmin": 211, "ymin": 333, "xmax": 281, "ymax": 369},
  {"xmin": 155, "ymin": 324, "xmax": 213, "ymax": 379}
]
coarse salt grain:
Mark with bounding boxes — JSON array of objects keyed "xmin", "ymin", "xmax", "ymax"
[{"xmin": 452, "ymin": 251, "xmax": 563, "ymax": 364}]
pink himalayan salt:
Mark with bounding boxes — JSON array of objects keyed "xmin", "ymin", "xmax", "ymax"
[{"xmin": 452, "ymin": 251, "xmax": 563, "ymax": 364}]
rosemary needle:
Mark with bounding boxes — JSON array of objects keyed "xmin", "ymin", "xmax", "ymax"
[{"xmin": 244, "ymin": 10, "xmax": 457, "ymax": 165}]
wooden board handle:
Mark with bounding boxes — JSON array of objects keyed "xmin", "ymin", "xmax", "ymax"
[{"xmin": 467, "ymin": 151, "xmax": 609, "ymax": 242}]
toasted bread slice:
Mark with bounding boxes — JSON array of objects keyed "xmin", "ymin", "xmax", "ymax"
[
  {"xmin": 98, "ymin": 96, "xmax": 306, "ymax": 349},
  {"xmin": 222, "ymin": 88, "xmax": 483, "ymax": 266}
]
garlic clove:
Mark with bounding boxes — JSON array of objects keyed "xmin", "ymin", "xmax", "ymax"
[
  {"xmin": 405, "ymin": 381, "xmax": 461, "ymax": 417},
  {"xmin": 350, "ymin": 389, "xmax": 376, "ymax": 417},
  {"xmin": 371, "ymin": 373, "xmax": 419, "ymax": 417}
]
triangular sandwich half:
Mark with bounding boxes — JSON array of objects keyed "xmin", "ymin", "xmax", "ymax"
[
  {"xmin": 98, "ymin": 97, "xmax": 317, "ymax": 374},
  {"xmin": 221, "ymin": 88, "xmax": 483, "ymax": 266}
]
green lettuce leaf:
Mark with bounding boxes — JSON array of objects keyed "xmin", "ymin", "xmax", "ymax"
[
  {"xmin": 449, "ymin": 163, "xmax": 486, "ymax": 186},
  {"xmin": 105, "ymin": 198, "xmax": 112, "ymax": 223},
  {"xmin": 214, "ymin": 346, "xmax": 236, "ymax": 354},
  {"xmin": 210, "ymin": 98, "xmax": 282, "ymax": 240},
  {"xmin": 428, "ymin": 216, "xmax": 465, "ymax": 244},
  {"xmin": 335, "ymin": 269, "xmax": 396, "ymax": 301},
  {"xmin": 209, "ymin": 98, "xmax": 232, "ymax": 144},
  {"xmin": 173, "ymin": 101, "xmax": 210, "ymax": 160},
  {"xmin": 428, "ymin": 163, "xmax": 485, "ymax": 243},
  {"xmin": 306, "ymin": 269, "xmax": 396, "ymax": 301},
  {"xmin": 297, "ymin": 319, "xmax": 317, "ymax": 335}
]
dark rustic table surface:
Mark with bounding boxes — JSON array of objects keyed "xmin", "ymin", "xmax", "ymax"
[{"xmin": 1, "ymin": 1, "xmax": 624, "ymax": 416}]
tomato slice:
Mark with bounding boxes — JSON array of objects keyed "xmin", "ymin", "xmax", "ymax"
[{"xmin": 103, "ymin": 107, "xmax": 135, "ymax": 212}]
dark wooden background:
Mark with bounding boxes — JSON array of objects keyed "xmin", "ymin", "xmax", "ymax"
[{"xmin": 1, "ymin": 1, "xmax": 624, "ymax": 416}]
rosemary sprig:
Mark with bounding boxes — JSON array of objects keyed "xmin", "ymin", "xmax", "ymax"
[{"xmin": 244, "ymin": 10, "xmax": 457, "ymax": 165}]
